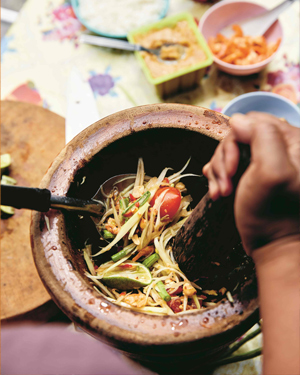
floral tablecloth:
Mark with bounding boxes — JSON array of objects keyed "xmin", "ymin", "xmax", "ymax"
[{"xmin": 1, "ymin": 0, "xmax": 299, "ymax": 374}]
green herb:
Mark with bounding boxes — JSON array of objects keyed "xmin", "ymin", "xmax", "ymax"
[
  {"xmin": 143, "ymin": 253, "xmax": 160, "ymax": 269},
  {"xmin": 122, "ymin": 191, "xmax": 151, "ymax": 216},
  {"xmin": 156, "ymin": 281, "xmax": 171, "ymax": 302}
]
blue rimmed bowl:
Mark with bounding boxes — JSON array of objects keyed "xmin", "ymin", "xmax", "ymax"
[
  {"xmin": 71, "ymin": 0, "xmax": 170, "ymax": 39},
  {"xmin": 222, "ymin": 92, "xmax": 300, "ymax": 128}
]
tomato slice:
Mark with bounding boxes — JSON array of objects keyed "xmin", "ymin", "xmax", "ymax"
[{"xmin": 150, "ymin": 187, "xmax": 181, "ymax": 220}]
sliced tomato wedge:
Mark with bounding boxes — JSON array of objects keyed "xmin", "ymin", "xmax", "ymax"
[{"xmin": 150, "ymin": 187, "xmax": 181, "ymax": 220}]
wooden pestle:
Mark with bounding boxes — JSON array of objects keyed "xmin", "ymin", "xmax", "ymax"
[{"xmin": 173, "ymin": 145, "xmax": 251, "ymax": 288}]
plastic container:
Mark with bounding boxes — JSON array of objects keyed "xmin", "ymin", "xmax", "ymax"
[
  {"xmin": 128, "ymin": 12, "xmax": 213, "ymax": 97},
  {"xmin": 222, "ymin": 92, "xmax": 300, "ymax": 128}
]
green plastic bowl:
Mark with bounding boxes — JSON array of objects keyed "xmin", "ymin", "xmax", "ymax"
[{"xmin": 128, "ymin": 12, "xmax": 213, "ymax": 96}]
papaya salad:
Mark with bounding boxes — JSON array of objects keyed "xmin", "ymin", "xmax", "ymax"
[{"xmin": 82, "ymin": 158, "xmax": 230, "ymax": 315}]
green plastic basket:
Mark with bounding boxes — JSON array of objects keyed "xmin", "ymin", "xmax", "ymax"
[{"xmin": 128, "ymin": 12, "xmax": 213, "ymax": 96}]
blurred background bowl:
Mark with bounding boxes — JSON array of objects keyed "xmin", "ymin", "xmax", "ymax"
[
  {"xmin": 71, "ymin": 0, "xmax": 170, "ymax": 39},
  {"xmin": 199, "ymin": 0, "xmax": 283, "ymax": 76},
  {"xmin": 222, "ymin": 92, "xmax": 300, "ymax": 127}
]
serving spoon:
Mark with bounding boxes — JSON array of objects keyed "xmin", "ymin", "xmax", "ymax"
[
  {"xmin": 79, "ymin": 34, "xmax": 186, "ymax": 62},
  {"xmin": 219, "ymin": 0, "xmax": 296, "ymax": 38},
  {"xmin": 1, "ymin": 174, "xmax": 137, "ymax": 216}
]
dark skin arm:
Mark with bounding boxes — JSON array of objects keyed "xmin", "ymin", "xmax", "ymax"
[{"xmin": 203, "ymin": 112, "xmax": 300, "ymax": 375}]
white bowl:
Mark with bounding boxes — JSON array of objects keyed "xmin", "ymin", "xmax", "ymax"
[{"xmin": 222, "ymin": 92, "xmax": 300, "ymax": 127}]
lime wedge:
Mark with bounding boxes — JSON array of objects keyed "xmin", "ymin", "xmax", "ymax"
[
  {"xmin": 1, "ymin": 175, "xmax": 17, "ymax": 185},
  {"xmin": 1, "ymin": 154, "xmax": 11, "ymax": 170},
  {"xmin": 1, "ymin": 174, "xmax": 17, "ymax": 216},
  {"xmin": 102, "ymin": 262, "xmax": 152, "ymax": 290},
  {"xmin": 1, "ymin": 205, "xmax": 15, "ymax": 215}
]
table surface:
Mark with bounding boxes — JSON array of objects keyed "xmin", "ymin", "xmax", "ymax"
[{"xmin": 1, "ymin": 0, "xmax": 299, "ymax": 374}]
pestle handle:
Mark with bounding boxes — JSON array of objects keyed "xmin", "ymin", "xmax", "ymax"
[{"xmin": 173, "ymin": 145, "xmax": 250, "ymax": 287}]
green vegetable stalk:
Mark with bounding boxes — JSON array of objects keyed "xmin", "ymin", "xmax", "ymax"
[
  {"xmin": 143, "ymin": 253, "xmax": 160, "ymax": 269},
  {"xmin": 111, "ymin": 244, "xmax": 136, "ymax": 262},
  {"xmin": 156, "ymin": 281, "xmax": 171, "ymax": 302},
  {"xmin": 122, "ymin": 191, "xmax": 151, "ymax": 216},
  {"xmin": 103, "ymin": 230, "xmax": 115, "ymax": 240}
]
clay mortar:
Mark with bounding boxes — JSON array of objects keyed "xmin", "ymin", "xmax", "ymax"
[{"xmin": 31, "ymin": 104, "xmax": 259, "ymax": 374}]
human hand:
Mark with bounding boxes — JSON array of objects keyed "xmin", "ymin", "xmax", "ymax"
[{"xmin": 203, "ymin": 112, "xmax": 300, "ymax": 255}]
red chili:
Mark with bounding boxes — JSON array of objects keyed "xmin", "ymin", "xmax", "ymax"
[
  {"xmin": 135, "ymin": 202, "xmax": 140, "ymax": 208},
  {"xmin": 120, "ymin": 264, "xmax": 133, "ymax": 269},
  {"xmin": 129, "ymin": 194, "xmax": 135, "ymax": 202}
]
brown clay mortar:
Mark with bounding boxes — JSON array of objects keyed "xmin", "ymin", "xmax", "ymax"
[{"xmin": 31, "ymin": 104, "xmax": 259, "ymax": 371}]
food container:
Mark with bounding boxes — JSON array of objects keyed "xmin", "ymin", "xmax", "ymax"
[
  {"xmin": 128, "ymin": 13, "xmax": 213, "ymax": 97},
  {"xmin": 71, "ymin": 0, "xmax": 170, "ymax": 39},
  {"xmin": 222, "ymin": 92, "xmax": 300, "ymax": 128},
  {"xmin": 31, "ymin": 104, "xmax": 258, "ymax": 373},
  {"xmin": 199, "ymin": 0, "xmax": 283, "ymax": 76}
]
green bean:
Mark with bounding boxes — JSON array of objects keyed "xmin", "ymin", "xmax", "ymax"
[
  {"xmin": 143, "ymin": 253, "xmax": 160, "ymax": 269},
  {"xmin": 103, "ymin": 230, "xmax": 115, "ymax": 240},
  {"xmin": 111, "ymin": 244, "xmax": 135, "ymax": 262},
  {"xmin": 122, "ymin": 191, "xmax": 151, "ymax": 216},
  {"xmin": 156, "ymin": 281, "xmax": 171, "ymax": 302}
]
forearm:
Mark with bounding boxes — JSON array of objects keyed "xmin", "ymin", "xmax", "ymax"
[{"xmin": 253, "ymin": 236, "xmax": 300, "ymax": 375}]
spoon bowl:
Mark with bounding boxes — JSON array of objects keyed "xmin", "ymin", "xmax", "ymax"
[{"xmin": 80, "ymin": 34, "xmax": 186, "ymax": 63}]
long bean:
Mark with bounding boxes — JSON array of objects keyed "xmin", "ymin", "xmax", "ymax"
[
  {"xmin": 103, "ymin": 230, "xmax": 115, "ymax": 240},
  {"xmin": 143, "ymin": 253, "xmax": 160, "ymax": 269},
  {"xmin": 112, "ymin": 244, "xmax": 136, "ymax": 262},
  {"xmin": 122, "ymin": 191, "xmax": 151, "ymax": 216},
  {"xmin": 156, "ymin": 281, "xmax": 171, "ymax": 302}
]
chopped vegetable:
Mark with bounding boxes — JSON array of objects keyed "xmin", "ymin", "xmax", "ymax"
[
  {"xmin": 122, "ymin": 191, "xmax": 151, "ymax": 217},
  {"xmin": 156, "ymin": 281, "xmax": 171, "ymax": 302},
  {"xmin": 1, "ymin": 154, "xmax": 11, "ymax": 170},
  {"xmin": 103, "ymin": 230, "xmax": 115, "ymax": 239},
  {"xmin": 111, "ymin": 243, "xmax": 136, "ymax": 262},
  {"xmin": 142, "ymin": 253, "xmax": 160, "ymax": 269}
]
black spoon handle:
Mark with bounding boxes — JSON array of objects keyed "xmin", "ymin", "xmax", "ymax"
[
  {"xmin": 1, "ymin": 184, "xmax": 51, "ymax": 212},
  {"xmin": 1, "ymin": 184, "xmax": 98, "ymax": 214}
]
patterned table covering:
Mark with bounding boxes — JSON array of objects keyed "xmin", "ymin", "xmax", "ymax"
[{"xmin": 1, "ymin": 1, "xmax": 299, "ymax": 374}]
